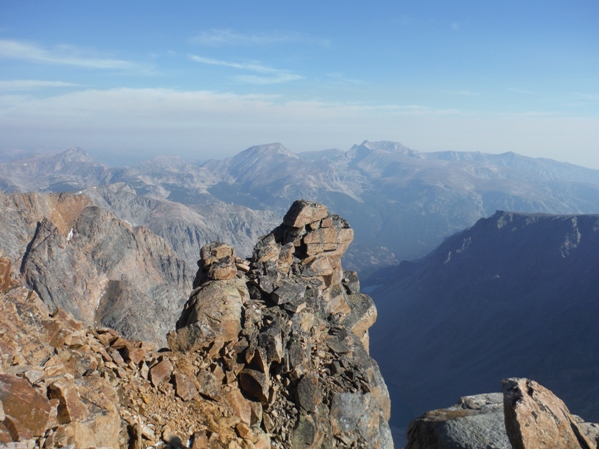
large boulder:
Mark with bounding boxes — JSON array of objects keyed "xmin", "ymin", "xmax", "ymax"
[
  {"xmin": 406, "ymin": 379, "xmax": 599, "ymax": 449},
  {"xmin": 502, "ymin": 378, "xmax": 596, "ymax": 449}
]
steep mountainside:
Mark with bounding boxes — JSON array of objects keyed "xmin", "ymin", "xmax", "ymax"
[
  {"xmin": 369, "ymin": 211, "xmax": 599, "ymax": 438},
  {"xmin": 0, "ymin": 148, "xmax": 112, "ymax": 193},
  {"xmin": 0, "ymin": 200, "xmax": 393, "ymax": 449},
  {"xmin": 0, "ymin": 191, "xmax": 193, "ymax": 346},
  {"xmin": 5, "ymin": 142, "xmax": 599, "ymax": 270},
  {"xmin": 82, "ymin": 183, "xmax": 280, "ymax": 264}
]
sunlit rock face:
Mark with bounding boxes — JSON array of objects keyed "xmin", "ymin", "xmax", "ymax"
[
  {"xmin": 170, "ymin": 199, "xmax": 393, "ymax": 448},
  {"xmin": 0, "ymin": 190, "xmax": 193, "ymax": 347},
  {"xmin": 1, "ymin": 199, "xmax": 393, "ymax": 448}
]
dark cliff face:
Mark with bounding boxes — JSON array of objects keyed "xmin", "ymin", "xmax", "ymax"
[
  {"xmin": 0, "ymin": 191, "xmax": 194, "ymax": 346},
  {"xmin": 370, "ymin": 211, "xmax": 599, "ymax": 435}
]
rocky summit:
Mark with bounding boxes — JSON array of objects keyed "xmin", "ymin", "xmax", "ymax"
[{"xmin": 0, "ymin": 200, "xmax": 392, "ymax": 449}]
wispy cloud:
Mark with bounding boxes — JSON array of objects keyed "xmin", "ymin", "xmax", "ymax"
[
  {"xmin": 451, "ymin": 22, "xmax": 461, "ymax": 32},
  {"xmin": 189, "ymin": 55, "xmax": 277, "ymax": 73},
  {"xmin": 0, "ymin": 39, "xmax": 137, "ymax": 70},
  {"xmin": 191, "ymin": 29, "xmax": 330, "ymax": 47},
  {"xmin": 189, "ymin": 54, "xmax": 302, "ymax": 84},
  {"xmin": 442, "ymin": 90, "xmax": 480, "ymax": 97},
  {"xmin": 325, "ymin": 72, "xmax": 367, "ymax": 86},
  {"xmin": 0, "ymin": 80, "xmax": 81, "ymax": 91},
  {"xmin": 233, "ymin": 73, "xmax": 303, "ymax": 84},
  {"xmin": 507, "ymin": 88, "xmax": 539, "ymax": 95}
]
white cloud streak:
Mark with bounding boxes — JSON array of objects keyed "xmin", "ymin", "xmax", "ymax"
[
  {"xmin": 189, "ymin": 55, "xmax": 278, "ymax": 73},
  {"xmin": 233, "ymin": 73, "xmax": 303, "ymax": 84},
  {"xmin": 0, "ymin": 80, "xmax": 81, "ymax": 91},
  {"xmin": 0, "ymin": 39, "xmax": 137, "ymax": 70},
  {"xmin": 189, "ymin": 55, "xmax": 303, "ymax": 84},
  {"xmin": 442, "ymin": 90, "xmax": 480, "ymax": 97},
  {"xmin": 191, "ymin": 29, "xmax": 330, "ymax": 47}
]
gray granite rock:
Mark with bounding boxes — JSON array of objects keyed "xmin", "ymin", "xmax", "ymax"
[{"xmin": 406, "ymin": 393, "xmax": 510, "ymax": 449}]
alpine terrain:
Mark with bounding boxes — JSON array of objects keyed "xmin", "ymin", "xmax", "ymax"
[{"xmin": 370, "ymin": 211, "xmax": 599, "ymax": 442}]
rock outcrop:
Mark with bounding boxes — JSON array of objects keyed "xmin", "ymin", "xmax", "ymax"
[
  {"xmin": 406, "ymin": 379, "xmax": 599, "ymax": 449},
  {"xmin": 0, "ymin": 191, "xmax": 194, "ymax": 346},
  {"xmin": 502, "ymin": 378, "xmax": 597, "ymax": 449},
  {"xmin": 0, "ymin": 199, "xmax": 392, "ymax": 448},
  {"xmin": 169, "ymin": 200, "xmax": 392, "ymax": 448},
  {"xmin": 0, "ymin": 286, "xmax": 122, "ymax": 448},
  {"xmin": 405, "ymin": 393, "xmax": 510, "ymax": 449}
]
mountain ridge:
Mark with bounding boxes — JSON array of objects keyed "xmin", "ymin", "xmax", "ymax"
[
  {"xmin": 369, "ymin": 210, "xmax": 599, "ymax": 440},
  {"xmin": 5, "ymin": 141, "xmax": 599, "ymax": 275},
  {"xmin": 0, "ymin": 199, "xmax": 394, "ymax": 448}
]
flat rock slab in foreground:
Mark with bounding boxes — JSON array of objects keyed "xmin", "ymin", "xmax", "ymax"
[{"xmin": 405, "ymin": 393, "xmax": 510, "ymax": 449}]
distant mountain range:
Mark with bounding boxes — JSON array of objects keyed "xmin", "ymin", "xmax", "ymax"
[
  {"xmin": 369, "ymin": 211, "xmax": 599, "ymax": 439},
  {"xmin": 4, "ymin": 143, "xmax": 599, "ymax": 446},
  {"xmin": 4, "ymin": 141, "xmax": 599, "ymax": 277}
]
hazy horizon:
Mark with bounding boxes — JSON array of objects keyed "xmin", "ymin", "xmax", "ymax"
[{"xmin": 1, "ymin": 1, "xmax": 598, "ymax": 167}]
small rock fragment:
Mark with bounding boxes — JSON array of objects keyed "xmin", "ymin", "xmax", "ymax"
[{"xmin": 149, "ymin": 358, "xmax": 174, "ymax": 388}]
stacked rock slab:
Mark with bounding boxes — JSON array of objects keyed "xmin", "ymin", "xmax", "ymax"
[{"xmin": 170, "ymin": 200, "xmax": 393, "ymax": 449}]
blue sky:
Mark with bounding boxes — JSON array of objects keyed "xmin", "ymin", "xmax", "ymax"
[{"xmin": 1, "ymin": 0, "xmax": 598, "ymax": 166}]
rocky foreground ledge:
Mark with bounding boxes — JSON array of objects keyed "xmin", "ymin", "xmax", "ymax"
[
  {"xmin": 406, "ymin": 378, "xmax": 599, "ymax": 449},
  {"xmin": 0, "ymin": 200, "xmax": 392, "ymax": 449}
]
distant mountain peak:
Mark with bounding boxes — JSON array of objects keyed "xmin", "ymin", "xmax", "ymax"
[
  {"xmin": 363, "ymin": 140, "xmax": 419, "ymax": 155},
  {"xmin": 348, "ymin": 140, "xmax": 421, "ymax": 159},
  {"xmin": 61, "ymin": 147, "xmax": 95, "ymax": 162},
  {"xmin": 242, "ymin": 142, "xmax": 299, "ymax": 159}
]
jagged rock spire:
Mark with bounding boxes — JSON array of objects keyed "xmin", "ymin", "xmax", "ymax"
[{"xmin": 169, "ymin": 199, "xmax": 393, "ymax": 448}]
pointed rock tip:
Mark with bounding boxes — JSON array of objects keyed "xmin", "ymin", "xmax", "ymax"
[{"xmin": 283, "ymin": 200, "xmax": 329, "ymax": 228}]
